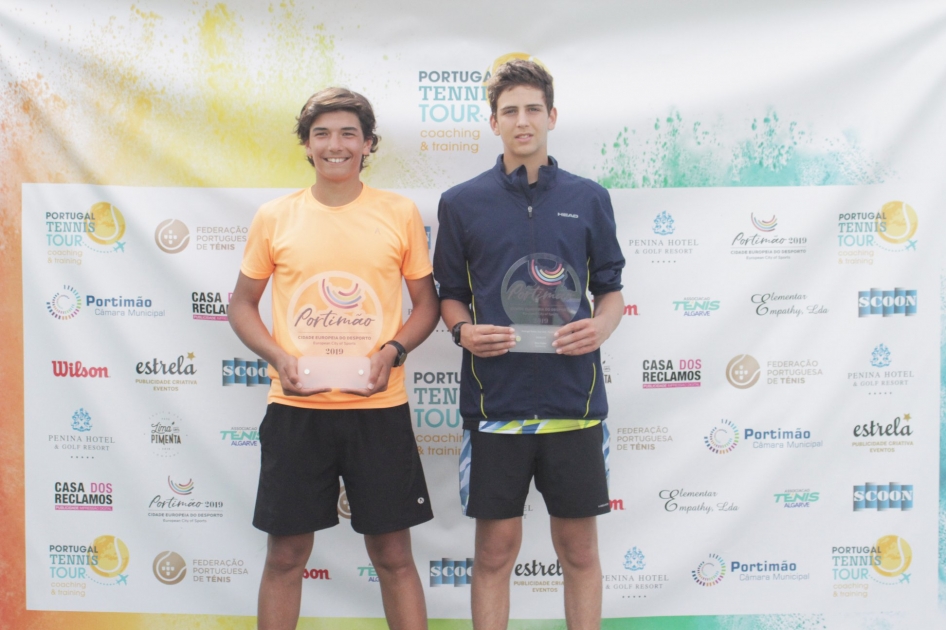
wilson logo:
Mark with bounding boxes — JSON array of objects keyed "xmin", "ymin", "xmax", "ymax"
[{"xmin": 52, "ymin": 361, "xmax": 110, "ymax": 378}]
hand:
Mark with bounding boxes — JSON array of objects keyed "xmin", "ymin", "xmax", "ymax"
[
  {"xmin": 461, "ymin": 324, "xmax": 517, "ymax": 358},
  {"xmin": 340, "ymin": 344, "xmax": 398, "ymax": 397},
  {"xmin": 552, "ymin": 318, "xmax": 610, "ymax": 356},
  {"xmin": 275, "ymin": 354, "xmax": 331, "ymax": 397}
]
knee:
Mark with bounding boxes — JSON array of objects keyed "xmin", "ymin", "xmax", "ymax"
[
  {"xmin": 475, "ymin": 534, "xmax": 519, "ymax": 574},
  {"xmin": 558, "ymin": 540, "xmax": 599, "ymax": 573},
  {"xmin": 366, "ymin": 534, "xmax": 415, "ymax": 576},
  {"xmin": 265, "ymin": 536, "xmax": 312, "ymax": 575}
]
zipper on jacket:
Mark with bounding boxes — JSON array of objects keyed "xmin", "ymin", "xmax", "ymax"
[
  {"xmin": 466, "ymin": 261, "xmax": 488, "ymax": 418},
  {"xmin": 526, "ymin": 201, "xmax": 538, "ymax": 419}
]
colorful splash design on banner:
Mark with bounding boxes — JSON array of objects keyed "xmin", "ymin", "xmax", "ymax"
[{"xmin": 595, "ymin": 111, "xmax": 891, "ymax": 188}]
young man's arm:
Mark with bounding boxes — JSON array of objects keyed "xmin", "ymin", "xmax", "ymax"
[
  {"xmin": 440, "ymin": 299, "xmax": 517, "ymax": 358},
  {"xmin": 229, "ymin": 271, "xmax": 328, "ymax": 396},
  {"xmin": 551, "ymin": 290, "xmax": 624, "ymax": 356},
  {"xmin": 341, "ymin": 273, "xmax": 440, "ymax": 396}
]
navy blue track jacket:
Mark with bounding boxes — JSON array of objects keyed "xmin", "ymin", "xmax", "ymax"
[{"xmin": 433, "ymin": 156, "xmax": 625, "ymax": 429}]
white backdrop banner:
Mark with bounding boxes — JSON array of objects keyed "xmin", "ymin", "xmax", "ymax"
[{"xmin": 6, "ymin": 0, "xmax": 946, "ymax": 627}]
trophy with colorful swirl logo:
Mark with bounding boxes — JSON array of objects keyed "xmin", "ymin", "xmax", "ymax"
[
  {"xmin": 500, "ymin": 254, "xmax": 582, "ymax": 353},
  {"xmin": 287, "ymin": 272, "xmax": 383, "ymax": 389}
]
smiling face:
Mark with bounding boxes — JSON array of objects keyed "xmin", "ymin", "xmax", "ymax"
[
  {"xmin": 304, "ymin": 110, "xmax": 373, "ymax": 185},
  {"xmin": 490, "ymin": 85, "xmax": 557, "ymax": 168}
]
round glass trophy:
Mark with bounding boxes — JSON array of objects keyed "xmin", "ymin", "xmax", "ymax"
[
  {"xmin": 286, "ymin": 271, "xmax": 382, "ymax": 389},
  {"xmin": 500, "ymin": 254, "xmax": 582, "ymax": 353}
]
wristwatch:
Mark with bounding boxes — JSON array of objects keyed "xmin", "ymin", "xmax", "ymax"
[
  {"xmin": 451, "ymin": 321, "xmax": 468, "ymax": 347},
  {"xmin": 381, "ymin": 340, "xmax": 408, "ymax": 367}
]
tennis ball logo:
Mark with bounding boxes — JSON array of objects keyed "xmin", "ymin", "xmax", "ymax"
[
  {"xmin": 872, "ymin": 535, "xmax": 912, "ymax": 579},
  {"xmin": 876, "ymin": 201, "xmax": 917, "ymax": 245},
  {"xmin": 155, "ymin": 219, "xmax": 190, "ymax": 253},
  {"xmin": 153, "ymin": 551, "xmax": 187, "ymax": 585},
  {"xmin": 726, "ymin": 355, "xmax": 761, "ymax": 389},
  {"xmin": 487, "ymin": 52, "xmax": 549, "ymax": 79},
  {"xmin": 338, "ymin": 485, "xmax": 351, "ymax": 520},
  {"xmin": 88, "ymin": 534, "xmax": 130, "ymax": 579},
  {"xmin": 85, "ymin": 202, "xmax": 126, "ymax": 245}
]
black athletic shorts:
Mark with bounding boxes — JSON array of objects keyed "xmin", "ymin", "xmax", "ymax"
[
  {"xmin": 459, "ymin": 423, "xmax": 610, "ymax": 519},
  {"xmin": 253, "ymin": 402, "xmax": 433, "ymax": 536}
]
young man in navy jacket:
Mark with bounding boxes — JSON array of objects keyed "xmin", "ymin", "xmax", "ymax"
[{"xmin": 433, "ymin": 59, "xmax": 626, "ymax": 629}]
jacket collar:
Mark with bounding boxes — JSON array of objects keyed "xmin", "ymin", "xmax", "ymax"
[{"xmin": 492, "ymin": 154, "xmax": 559, "ymax": 199}]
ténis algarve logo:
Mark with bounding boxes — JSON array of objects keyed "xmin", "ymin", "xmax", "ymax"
[
  {"xmin": 155, "ymin": 219, "xmax": 190, "ymax": 254},
  {"xmin": 726, "ymin": 355, "xmax": 761, "ymax": 389},
  {"xmin": 704, "ymin": 420, "xmax": 739, "ymax": 454},
  {"xmin": 692, "ymin": 553, "xmax": 726, "ymax": 587},
  {"xmin": 153, "ymin": 551, "xmax": 187, "ymax": 585},
  {"xmin": 47, "ymin": 285, "xmax": 81, "ymax": 320}
]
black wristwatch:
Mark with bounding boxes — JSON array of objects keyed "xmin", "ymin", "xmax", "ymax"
[
  {"xmin": 381, "ymin": 340, "xmax": 408, "ymax": 367},
  {"xmin": 451, "ymin": 321, "xmax": 468, "ymax": 347}
]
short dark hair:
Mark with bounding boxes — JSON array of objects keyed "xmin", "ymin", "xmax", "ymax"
[
  {"xmin": 295, "ymin": 87, "xmax": 380, "ymax": 169},
  {"xmin": 487, "ymin": 60, "xmax": 554, "ymax": 116}
]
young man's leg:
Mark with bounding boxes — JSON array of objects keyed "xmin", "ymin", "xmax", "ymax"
[
  {"xmin": 258, "ymin": 532, "xmax": 315, "ymax": 630},
  {"xmin": 472, "ymin": 516, "xmax": 523, "ymax": 630},
  {"xmin": 550, "ymin": 516, "xmax": 602, "ymax": 630},
  {"xmin": 365, "ymin": 528, "xmax": 427, "ymax": 630}
]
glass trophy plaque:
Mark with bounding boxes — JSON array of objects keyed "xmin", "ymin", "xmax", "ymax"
[
  {"xmin": 297, "ymin": 356, "xmax": 371, "ymax": 390},
  {"xmin": 501, "ymin": 254, "xmax": 581, "ymax": 353},
  {"xmin": 286, "ymin": 271, "xmax": 383, "ymax": 389}
]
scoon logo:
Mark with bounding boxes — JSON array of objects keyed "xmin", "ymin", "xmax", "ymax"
[
  {"xmin": 52, "ymin": 361, "xmax": 109, "ymax": 378},
  {"xmin": 430, "ymin": 558, "xmax": 474, "ymax": 586}
]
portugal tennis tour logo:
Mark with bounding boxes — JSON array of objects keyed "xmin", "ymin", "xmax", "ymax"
[
  {"xmin": 88, "ymin": 534, "xmax": 130, "ymax": 585},
  {"xmin": 692, "ymin": 553, "xmax": 726, "ymax": 587},
  {"xmin": 287, "ymin": 272, "xmax": 383, "ymax": 356}
]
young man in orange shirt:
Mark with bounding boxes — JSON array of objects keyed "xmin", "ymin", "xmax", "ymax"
[{"xmin": 230, "ymin": 87, "xmax": 439, "ymax": 630}]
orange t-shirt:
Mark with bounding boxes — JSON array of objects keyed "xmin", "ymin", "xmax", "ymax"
[{"xmin": 240, "ymin": 184, "xmax": 432, "ymax": 409}]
